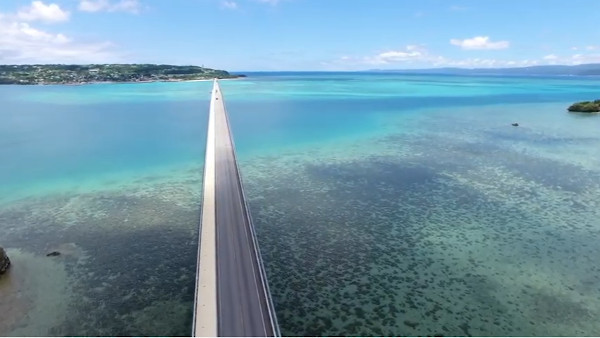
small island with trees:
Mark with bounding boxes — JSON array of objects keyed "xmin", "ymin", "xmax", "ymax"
[
  {"xmin": 567, "ymin": 100, "xmax": 600, "ymax": 113},
  {"xmin": 0, "ymin": 64, "xmax": 244, "ymax": 85}
]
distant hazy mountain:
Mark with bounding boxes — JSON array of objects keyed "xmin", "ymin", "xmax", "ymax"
[{"xmin": 368, "ymin": 63, "xmax": 600, "ymax": 76}]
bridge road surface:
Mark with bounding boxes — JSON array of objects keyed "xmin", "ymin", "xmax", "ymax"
[{"xmin": 193, "ymin": 80, "xmax": 280, "ymax": 337}]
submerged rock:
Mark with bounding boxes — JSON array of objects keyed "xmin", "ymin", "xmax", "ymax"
[{"xmin": 0, "ymin": 247, "xmax": 10, "ymax": 274}]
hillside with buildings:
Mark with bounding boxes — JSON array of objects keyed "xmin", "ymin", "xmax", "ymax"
[{"xmin": 0, "ymin": 64, "xmax": 241, "ymax": 85}]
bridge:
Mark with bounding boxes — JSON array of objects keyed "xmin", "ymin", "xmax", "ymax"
[{"xmin": 193, "ymin": 80, "xmax": 280, "ymax": 337}]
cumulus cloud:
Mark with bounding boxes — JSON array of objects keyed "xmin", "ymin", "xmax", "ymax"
[
  {"xmin": 377, "ymin": 50, "xmax": 422, "ymax": 61},
  {"xmin": 326, "ymin": 46, "xmax": 561, "ymax": 70},
  {"xmin": 365, "ymin": 45, "xmax": 428, "ymax": 65},
  {"xmin": 570, "ymin": 45, "xmax": 599, "ymax": 52},
  {"xmin": 1, "ymin": 21, "xmax": 69, "ymax": 44},
  {"xmin": 221, "ymin": 1, "xmax": 238, "ymax": 10},
  {"xmin": 17, "ymin": 1, "xmax": 70, "ymax": 23},
  {"xmin": 450, "ymin": 36, "xmax": 509, "ymax": 50},
  {"xmin": 328, "ymin": 40, "xmax": 600, "ymax": 70},
  {"xmin": 0, "ymin": 9, "xmax": 120, "ymax": 63},
  {"xmin": 570, "ymin": 53, "xmax": 600, "ymax": 64},
  {"xmin": 322, "ymin": 45, "xmax": 434, "ymax": 69},
  {"xmin": 78, "ymin": 0, "xmax": 142, "ymax": 14},
  {"xmin": 438, "ymin": 58, "xmax": 538, "ymax": 68},
  {"xmin": 538, "ymin": 53, "xmax": 600, "ymax": 65}
]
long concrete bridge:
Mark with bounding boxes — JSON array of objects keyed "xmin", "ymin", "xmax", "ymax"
[{"xmin": 193, "ymin": 80, "xmax": 280, "ymax": 337}]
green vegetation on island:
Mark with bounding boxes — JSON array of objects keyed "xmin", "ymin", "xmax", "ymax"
[
  {"xmin": 567, "ymin": 100, "xmax": 600, "ymax": 113},
  {"xmin": 0, "ymin": 64, "xmax": 243, "ymax": 85}
]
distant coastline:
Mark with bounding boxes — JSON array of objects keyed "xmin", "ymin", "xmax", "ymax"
[
  {"xmin": 61, "ymin": 77, "xmax": 243, "ymax": 87},
  {"xmin": 0, "ymin": 64, "xmax": 245, "ymax": 85}
]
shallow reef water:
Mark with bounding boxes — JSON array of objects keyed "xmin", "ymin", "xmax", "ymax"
[
  {"xmin": 242, "ymin": 115, "xmax": 600, "ymax": 336},
  {"xmin": 0, "ymin": 169, "xmax": 201, "ymax": 336}
]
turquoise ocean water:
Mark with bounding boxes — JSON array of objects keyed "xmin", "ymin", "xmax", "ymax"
[{"xmin": 0, "ymin": 73, "xmax": 599, "ymax": 336}]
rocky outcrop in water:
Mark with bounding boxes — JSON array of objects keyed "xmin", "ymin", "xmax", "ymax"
[
  {"xmin": 0, "ymin": 247, "xmax": 10, "ymax": 274},
  {"xmin": 568, "ymin": 100, "xmax": 600, "ymax": 113}
]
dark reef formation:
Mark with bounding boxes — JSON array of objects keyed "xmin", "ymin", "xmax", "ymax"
[{"xmin": 0, "ymin": 247, "xmax": 10, "ymax": 274}]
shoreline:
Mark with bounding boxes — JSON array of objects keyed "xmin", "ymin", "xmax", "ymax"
[
  {"xmin": 0, "ymin": 64, "xmax": 244, "ymax": 86},
  {"xmin": 6, "ymin": 76, "xmax": 245, "ymax": 87}
]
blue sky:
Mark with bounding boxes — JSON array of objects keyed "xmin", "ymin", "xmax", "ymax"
[{"xmin": 0, "ymin": 0, "xmax": 599, "ymax": 70}]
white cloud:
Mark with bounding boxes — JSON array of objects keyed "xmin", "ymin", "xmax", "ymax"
[
  {"xmin": 450, "ymin": 36, "xmax": 509, "ymax": 50},
  {"xmin": 376, "ymin": 50, "xmax": 421, "ymax": 62},
  {"xmin": 17, "ymin": 1, "xmax": 70, "ymax": 23},
  {"xmin": 0, "ymin": 10, "xmax": 120, "ymax": 63},
  {"xmin": 78, "ymin": 0, "xmax": 106, "ymax": 12},
  {"xmin": 569, "ymin": 45, "xmax": 600, "ymax": 52},
  {"xmin": 78, "ymin": 0, "xmax": 141, "ymax": 14},
  {"xmin": 438, "ymin": 58, "xmax": 539, "ymax": 68},
  {"xmin": 537, "ymin": 53, "xmax": 600, "ymax": 65},
  {"xmin": 364, "ymin": 45, "xmax": 428, "ymax": 65},
  {"xmin": 2, "ymin": 21, "xmax": 69, "ymax": 44},
  {"xmin": 328, "ymin": 42, "xmax": 600, "ymax": 70},
  {"xmin": 570, "ymin": 53, "xmax": 600, "ymax": 64},
  {"xmin": 221, "ymin": 1, "xmax": 238, "ymax": 10},
  {"xmin": 326, "ymin": 46, "xmax": 561, "ymax": 70}
]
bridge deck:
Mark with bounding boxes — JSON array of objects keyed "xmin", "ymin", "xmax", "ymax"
[{"xmin": 193, "ymin": 80, "xmax": 279, "ymax": 337}]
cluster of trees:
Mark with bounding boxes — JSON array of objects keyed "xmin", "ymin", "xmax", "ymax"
[{"xmin": 93, "ymin": 64, "xmax": 228, "ymax": 76}]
